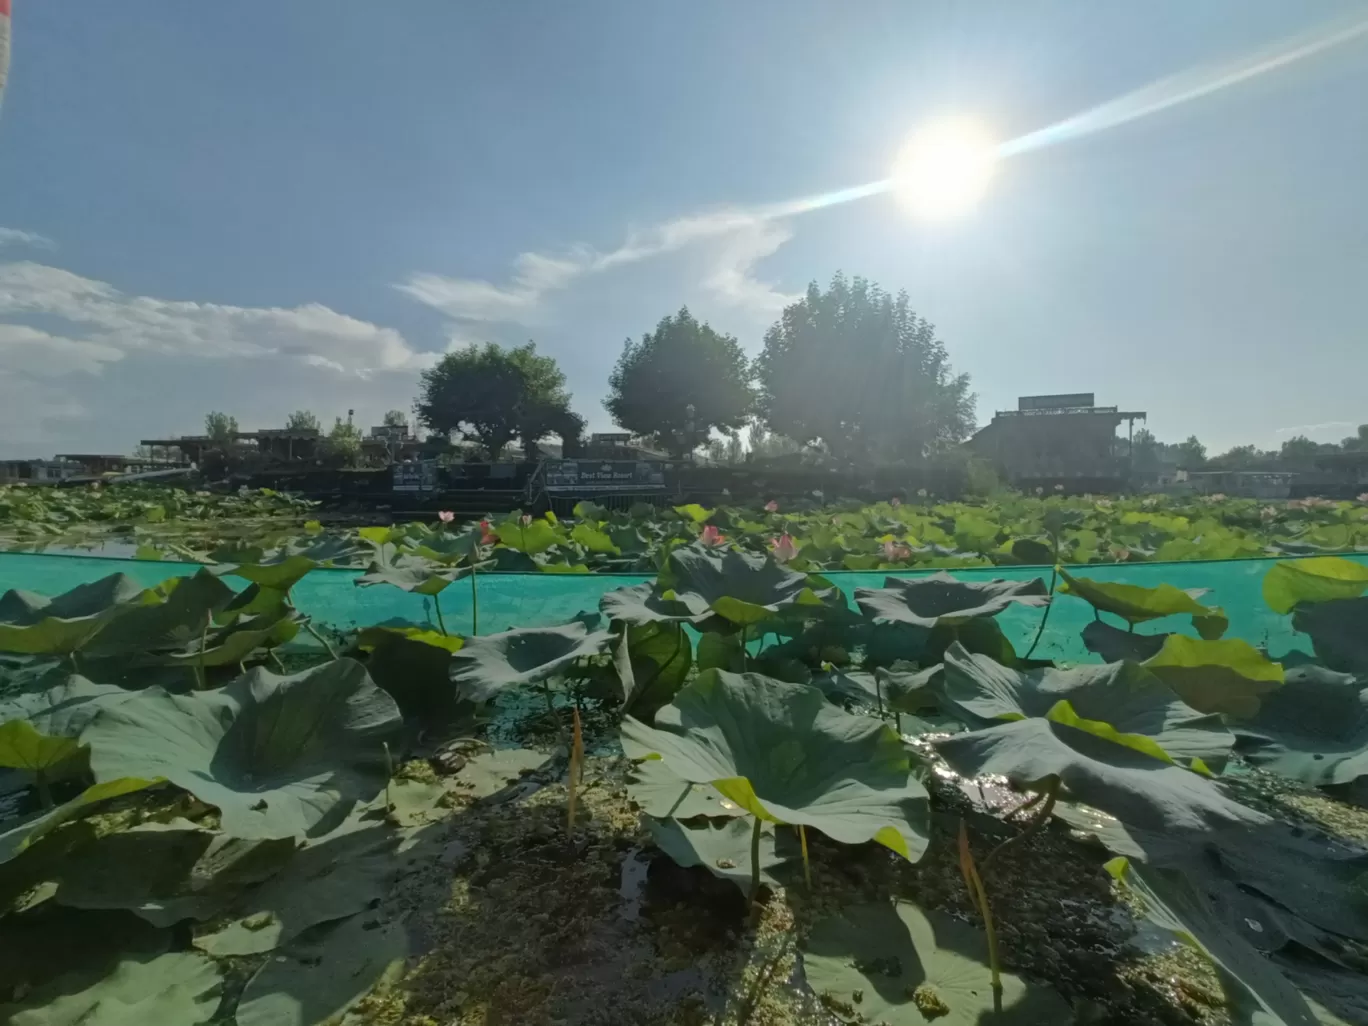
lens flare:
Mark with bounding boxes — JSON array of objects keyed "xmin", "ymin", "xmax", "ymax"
[{"xmin": 890, "ymin": 118, "xmax": 998, "ymax": 219}]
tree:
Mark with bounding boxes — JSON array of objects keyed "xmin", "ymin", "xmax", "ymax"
[
  {"xmin": 416, "ymin": 342, "xmax": 575, "ymax": 460},
  {"xmin": 1340, "ymin": 425, "xmax": 1368, "ymax": 451},
  {"xmin": 1278, "ymin": 435, "xmax": 1323, "ymax": 467},
  {"xmin": 285, "ymin": 410, "xmax": 320, "ymax": 432},
  {"xmin": 1206, "ymin": 444, "xmax": 1265, "ymax": 471},
  {"xmin": 756, "ymin": 274, "xmax": 973, "ymax": 463},
  {"xmin": 382, "ymin": 410, "xmax": 409, "ymax": 430},
  {"xmin": 604, "ymin": 308, "xmax": 755, "ymax": 458},
  {"xmin": 1131, "ymin": 428, "xmax": 1161, "ymax": 473},
  {"xmin": 322, "ymin": 417, "xmax": 363, "ymax": 467},
  {"xmin": 205, "ymin": 412, "xmax": 238, "ymax": 443},
  {"xmin": 1172, "ymin": 435, "xmax": 1207, "ymax": 470}
]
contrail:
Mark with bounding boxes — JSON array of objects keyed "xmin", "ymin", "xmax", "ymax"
[{"xmin": 769, "ymin": 10, "xmax": 1368, "ymax": 218}]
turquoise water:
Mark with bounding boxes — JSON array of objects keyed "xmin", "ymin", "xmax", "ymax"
[{"xmin": 4, "ymin": 551, "xmax": 1363, "ymax": 662}]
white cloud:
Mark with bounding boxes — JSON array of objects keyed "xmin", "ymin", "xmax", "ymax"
[
  {"xmin": 0, "ymin": 227, "xmax": 55, "ymax": 249},
  {"xmin": 0, "ymin": 262, "xmax": 432, "ymax": 376},
  {"xmin": 397, "ymin": 203, "xmax": 799, "ymax": 327},
  {"xmin": 1273, "ymin": 420, "xmax": 1358, "ymax": 435},
  {"xmin": 0, "ymin": 324, "xmax": 124, "ymax": 376}
]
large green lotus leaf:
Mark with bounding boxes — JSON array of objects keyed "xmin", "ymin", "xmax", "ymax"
[
  {"xmin": 809, "ymin": 667, "xmax": 941, "ymax": 716},
  {"xmin": 803, "ymin": 900, "xmax": 1068, "ymax": 1025},
  {"xmin": 0, "ymin": 777, "xmax": 160, "ymax": 866},
  {"xmin": 491, "ymin": 515, "xmax": 562, "ymax": 554},
  {"xmin": 1235, "ymin": 666, "xmax": 1368, "ymax": 788},
  {"xmin": 83, "ymin": 660, "xmax": 401, "ymax": 838},
  {"xmin": 645, "ymin": 816, "xmax": 799, "ymax": 890},
  {"xmin": 0, "ymin": 952, "xmax": 221, "ymax": 1026},
  {"xmin": 599, "ymin": 581, "xmax": 714, "ymax": 626},
  {"xmin": 0, "ymin": 573, "xmax": 154, "ymax": 655},
  {"xmin": 151, "ymin": 609, "xmax": 299, "ymax": 667},
  {"xmin": 615, "ymin": 622, "xmax": 692, "ymax": 721},
  {"xmin": 941, "ymin": 643, "xmax": 1233, "ymax": 770},
  {"xmin": 357, "ymin": 623, "xmax": 464, "ymax": 653},
  {"xmin": 620, "ymin": 670, "xmax": 929, "ymax": 860},
  {"xmin": 1263, "ymin": 557, "xmax": 1368, "ymax": 615},
  {"xmin": 194, "ymin": 827, "xmax": 398, "ymax": 956},
  {"xmin": 356, "ymin": 554, "xmax": 472, "ymax": 596},
  {"xmin": 361, "ymin": 632, "xmax": 462, "ymax": 724},
  {"xmin": 1106, "ymin": 857, "xmax": 1319, "ymax": 1026},
  {"xmin": 1080, "ymin": 620, "xmax": 1168, "ymax": 663},
  {"xmin": 933, "ymin": 716, "xmax": 1266, "ymax": 859},
  {"xmin": 448, "ymin": 622, "xmax": 612, "ymax": 703},
  {"xmin": 0, "ymin": 719, "xmax": 84, "ymax": 773},
  {"xmin": 448, "ymin": 747, "xmax": 550, "ymax": 799},
  {"xmin": 234, "ymin": 912, "xmax": 409, "ymax": 1026},
  {"xmin": 1292, "ymin": 597, "xmax": 1368, "ymax": 675},
  {"xmin": 570, "ymin": 522, "xmax": 620, "ymax": 554},
  {"xmin": 855, "ymin": 572, "xmax": 1048, "ymax": 628},
  {"xmin": 661, "ymin": 545, "xmax": 835, "ymax": 625},
  {"xmin": 625, "ymin": 755, "xmax": 747, "ymax": 820},
  {"xmin": 1059, "ymin": 569, "xmax": 1226, "ymax": 636},
  {"xmin": 216, "ymin": 537, "xmax": 371, "ymax": 590},
  {"xmin": 83, "ymin": 569, "xmax": 235, "ymax": 658},
  {"xmin": 1144, "ymin": 636, "xmax": 1285, "ymax": 718}
]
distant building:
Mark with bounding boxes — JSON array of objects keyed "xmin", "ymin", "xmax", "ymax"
[{"xmin": 966, "ymin": 393, "xmax": 1147, "ymax": 487}]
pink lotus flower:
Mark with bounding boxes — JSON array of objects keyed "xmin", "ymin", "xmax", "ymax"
[
  {"xmin": 478, "ymin": 519, "xmax": 497, "ymax": 545},
  {"xmin": 768, "ymin": 534, "xmax": 798, "ymax": 563},
  {"xmin": 890, "ymin": 497, "xmax": 902, "ymax": 507},
  {"xmin": 1034, "ymin": 487, "xmax": 1044, "ymax": 496},
  {"xmin": 917, "ymin": 488, "xmax": 928, "ymax": 498},
  {"xmin": 520, "ymin": 513, "xmax": 533, "ymax": 527},
  {"xmin": 1358, "ymin": 493, "xmax": 1368, "ymax": 504},
  {"xmin": 882, "ymin": 539, "xmax": 912, "ymax": 562},
  {"xmin": 437, "ymin": 510, "xmax": 455, "ymax": 524},
  {"xmin": 700, "ymin": 524, "xmax": 726, "ymax": 547},
  {"xmin": 1054, "ymin": 484, "xmax": 1065, "ymax": 492},
  {"xmin": 764, "ymin": 500, "xmax": 779, "ymax": 513}
]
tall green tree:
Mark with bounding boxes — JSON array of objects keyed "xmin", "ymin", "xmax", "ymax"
[
  {"xmin": 416, "ymin": 342, "xmax": 575, "ymax": 460},
  {"xmin": 285, "ymin": 410, "xmax": 320, "ymax": 432},
  {"xmin": 756, "ymin": 274, "xmax": 973, "ymax": 462},
  {"xmin": 604, "ymin": 308, "xmax": 754, "ymax": 457},
  {"xmin": 1172, "ymin": 435, "xmax": 1207, "ymax": 469},
  {"xmin": 1339, "ymin": 425, "xmax": 1368, "ymax": 451},
  {"xmin": 1278, "ymin": 435, "xmax": 1323, "ymax": 467},
  {"xmin": 205, "ymin": 411, "xmax": 238, "ymax": 443},
  {"xmin": 322, "ymin": 417, "xmax": 363, "ymax": 467},
  {"xmin": 381, "ymin": 410, "xmax": 409, "ymax": 429},
  {"xmin": 1131, "ymin": 427, "xmax": 1161, "ymax": 473}
]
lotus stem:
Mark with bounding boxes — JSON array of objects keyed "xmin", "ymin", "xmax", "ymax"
[
  {"xmin": 303, "ymin": 620, "xmax": 337, "ymax": 660},
  {"xmin": 470, "ymin": 569, "xmax": 479, "ymax": 636},
  {"xmin": 739, "ymin": 625, "xmax": 747, "ymax": 672},
  {"xmin": 34, "ymin": 769, "xmax": 53, "ymax": 810},
  {"xmin": 268, "ymin": 649, "xmax": 286, "ymax": 673},
  {"xmin": 1023, "ymin": 562, "xmax": 1059, "ymax": 661},
  {"xmin": 195, "ymin": 611, "xmax": 210, "ymax": 690},
  {"xmin": 874, "ymin": 672, "xmax": 885, "ymax": 718},
  {"xmin": 748, "ymin": 816, "xmax": 763, "ymax": 911},
  {"xmin": 382, "ymin": 741, "xmax": 393, "ymax": 811},
  {"xmin": 567, "ymin": 707, "xmax": 584, "ymax": 842},
  {"xmin": 433, "ymin": 592, "xmax": 448, "ymax": 636},
  {"xmin": 799, "ymin": 825, "xmax": 812, "ymax": 890},
  {"xmin": 542, "ymin": 679, "xmax": 555, "ymax": 716},
  {"xmin": 958, "ymin": 818, "xmax": 1002, "ymax": 1013},
  {"xmin": 985, "ymin": 778, "xmax": 1059, "ymax": 872}
]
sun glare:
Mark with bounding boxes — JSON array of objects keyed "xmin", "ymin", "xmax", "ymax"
[{"xmin": 890, "ymin": 118, "xmax": 998, "ymax": 219}]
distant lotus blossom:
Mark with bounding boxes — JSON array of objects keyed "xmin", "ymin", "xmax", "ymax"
[
  {"xmin": 520, "ymin": 513, "xmax": 533, "ymax": 526},
  {"xmin": 1054, "ymin": 484, "xmax": 1065, "ymax": 492},
  {"xmin": 1358, "ymin": 493, "xmax": 1368, "ymax": 504},
  {"xmin": 1202, "ymin": 493, "xmax": 1227, "ymax": 503},
  {"xmin": 437, "ymin": 510, "xmax": 455, "ymax": 524},
  {"xmin": 917, "ymin": 489, "xmax": 928, "ymax": 498},
  {"xmin": 1141, "ymin": 497, "xmax": 1159, "ymax": 509},
  {"xmin": 882, "ymin": 539, "xmax": 912, "ymax": 562},
  {"xmin": 1108, "ymin": 545, "xmax": 1131, "ymax": 562},
  {"xmin": 700, "ymin": 524, "xmax": 727, "ymax": 547},
  {"xmin": 765, "ymin": 500, "xmax": 779, "ymax": 513},
  {"xmin": 478, "ymin": 519, "xmax": 497, "ymax": 545},
  {"xmin": 769, "ymin": 534, "xmax": 798, "ymax": 562},
  {"xmin": 1261, "ymin": 506, "xmax": 1278, "ymax": 520},
  {"xmin": 812, "ymin": 490, "xmax": 824, "ymax": 500},
  {"xmin": 1034, "ymin": 487, "xmax": 1044, "ymax": 496},
  {"xmin": 1289, "ymin": 496, "xmax": 1336, "ymax": 510},
  {"xmin": 1095, "ymin": 498, "xmax": 1113, "ymax": 509},
  {"xmin": 890, "ymin": 497, "xmax": 902, "ymax": 507}
]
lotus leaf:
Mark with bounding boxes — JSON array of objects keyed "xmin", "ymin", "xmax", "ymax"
[
  {"xmin": 599, "ymin": 581, "xmax": 714, "ymax": 626},
  {"xmin": 1143, "ymin": 636, "xmax": 1285, "ymax": 717},
  {"xmin": 215, "ymin": 537, "xmax": 370, "ymax": 590},
  {"xmin": 83, "ymin": 569, "xmax": 235, "ymax": 658},
  {"xmin": 1106, "ymin": 857, "xmax": 1319, "ymax": 1026},
  {"xmin": 0, "ymin": 952, "xmax": 222, "ymax": 1026},
  {"xmin": 0, "ymin": 719, "xmax": 84, "ymax": 774},
  {"xmin": 940, "ymin": 643, "xmax": 1233, "ymax": 770},
  {"xmin": 1263, "ymin": 557, "xmax": 1368, "ymax": 615},
  {"xmin": 615, "ymin": 622, "xmax": 692, "ymax": 720},
  {"xmin": 803, "ymin": 900, "xmax": 1068, "ymax": 1025},
  {"xmin": 357, "ymin": 624, "xmax": 464, "ymax": 653},
  {"xmin": 83, "ymin": 659, "xmax": 401, "ymax": 838},
  {"xmin": 0, "ymin": 675, "xmax": 132, "ymax": 745},
  {"xmin": 449, "ymin": 747, "xmax": 550, "ymax": 798},
  {"xmin": 661, "ymin": 545, "xmax": 835, "ymax": 625},
  {"xmin": 1059, "ymin": 569, "xmax": 1227, "ymax": 637},
  {"xmin": 626, "ymin": 754, "xmax": 747, "ymax": 819},
  {"xmin": 1235, "ymin": 666, "xmax": 1368, "ymax": 788},
  {"xmin": 356, "ymin": 554, "xmax": 473, "ymax": 595},
  {"xmin": 234, "ymin": 912, "xmax": 409, "ymax": 1026},
  {"xmin": 1292, "ymin": 596, "xmax": 1368, "ymax": 675},
  {"xmin": 621, "ymin": 670, "xmax": 929, "ymax": 860},
  {"xmin": 934, "ymin": 715, "xmax": 1266, "ymax": 860},
  {"xmin": 0, "ymin": 777, "xmax": 160, "ymax": 865},
  {"xmin": 1080, "ymin": 620, "xmax": 1168, "ymax": 663},
  {"xmin": 645, "ymin": 816, "xmax": 799, "ymax": 890},
  {"xmin": 152, "ymin": 609, "xmax": 299, "ymax": 667},
  {"xmin": 854, "ymin": 571, "xmax": 1048, "ymax": 628},
  {"xmin": 360, "ymin": 631, "xmax": 464, "ymax": 723},
  {"xmin": 448, "ymin": 622, "xmax": 612, "ymax": 703},
  {"xmin": 492, "ymin": 515, "xmax": 561, "ymax": 554},
  {"xmin": 0, "ymin": 573, "xmax": 155, "ymax": 655},
  {"xmin": 195, "ymin": 827, "xmax": 398, "ymax": 956}
]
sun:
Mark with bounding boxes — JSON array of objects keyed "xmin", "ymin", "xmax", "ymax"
[{"xmin": 890, "ymin": 117, "xmax": 999, "ymax": 219}]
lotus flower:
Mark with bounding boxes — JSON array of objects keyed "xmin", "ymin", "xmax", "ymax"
[
  {"xmin": 520, "ymin": 514, "xmax": 533, "ymax": 527},
  {"xmin": 1054, "ymin": 484, "xmax": 1065, "ymax": 492},
  {"xmin": 768, "ymin": 533, "xmax": 798, "ymax": 563},
  {"xmin": 881, "ymin": 539, "xmax": 912, "ymax": 562},
  {"xmin": 437, "ymin": 510, "xmax": 455, "ymax": 524},
  {"xmin": 917, "ymin": 488, "xmax": 928, "ymax": 498},
  {"xmin": 764, "ymin": 500, "xmax": 779, "ymax": 513},
  {"xmin": 1034, "ymin": 487, "xmax": 1044, "ymax": 496},
  {"xmin": 699, "ymin": 524, "xmax": 727, "ymax": 547},
  {"xmin": 890, "ymin": 497, "xmax": 902, "ymax": 507},
  {"xmin": 479, "ymin": 519, "xmax": 497, "ymax": 546},
  {"xmin": 1358, "ymin": 493, "xmax": 1368, "ymax": 504}
]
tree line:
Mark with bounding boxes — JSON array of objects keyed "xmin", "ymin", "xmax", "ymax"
[
  {"xmin": 1133, "ymin": 424, "xmax": 1368, "ymax": 474},
  {"xmin": 416, "ymin": 272, "xmax": 976, "ymax": 462}
]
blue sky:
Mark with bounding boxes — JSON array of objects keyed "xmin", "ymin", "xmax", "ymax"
[{"xmin": 1, "ymin": 2, "xmax": 1366, "ymax": 459}]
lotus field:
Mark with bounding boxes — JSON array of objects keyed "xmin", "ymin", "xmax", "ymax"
[{"xmin": 2, "ymin": 488, "xmax": 1368, "ymax": 1024}]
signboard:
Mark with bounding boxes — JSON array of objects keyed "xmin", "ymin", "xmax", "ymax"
[
  {"xmin": 392, "ymin": 461, "xmax": 438, "ymax": 493},
  {"xmin": 1019, "ymin": 393, "xmax": 1094, "ymax": 412},
  {"xmin": 543, "ymin": 460, "xmax": 667, "ymax": 493}
]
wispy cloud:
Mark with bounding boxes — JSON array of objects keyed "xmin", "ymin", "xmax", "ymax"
[
  {"xmin": 1274, "ymin": 420, "xmax": 1359, "ymax": 435},
  {"xmin": 396, "ymin": 203, "xmax": 800, "ymax": 330},
  {"xmin": 0, "ymin": 227, "xmax": 56, "ymax": 249}
]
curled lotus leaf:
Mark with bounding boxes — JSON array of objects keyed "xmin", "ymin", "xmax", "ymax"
[
  {"xmin": 1059, "ymin": 569, "xmax": 1227, "ymax": 637},
  {"xmin": 448, "ymin": 622, "xmax": 614, "ymax": 703},
  {"xmin": 598, "ymin": 581, "xmax": 714, "ymax": 627},
  {"xmin": 1262, "ymin": 556, "xmax": 1368, "ymax": 615},
  {"xmin": 1143, "ymin": 636, "xmax": 1285, "ymax": 718},
  {"xmin": 1292, "ymin": 596, "xmax": 1368, "ymax": 676},
  {"xmin": 660, "ymin": 545, "xmax": 836, "ymax": 625},
  {"xmin": 855, "ymin": 571, "xmax": 1048, "ymax": 628},
  {"xmin": 621, "ymin": 670, "xmax": 929, "ymax": 860}
]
